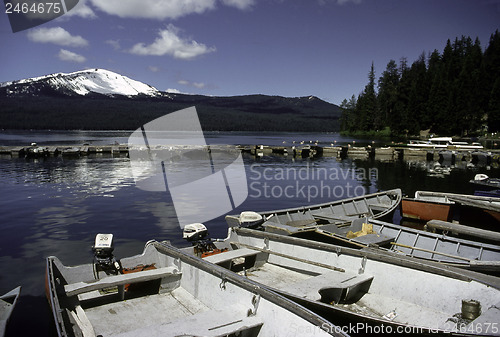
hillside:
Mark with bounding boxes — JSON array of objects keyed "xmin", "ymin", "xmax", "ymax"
[{"xmin": 0, "ymin": 69, "xmax": 340, "ymax": 131}]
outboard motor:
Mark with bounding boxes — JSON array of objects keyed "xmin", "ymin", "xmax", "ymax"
[
  {"xmin": 474, "ymin": 173, "xmax": 489, "ymax": 181},
  {"xmin": 183, "ymin": 223, "xmax": 209, "ymax": 242},
  {"xmin": 239, "ymin": 211, "xmax": 264, "ymax": 228},
  {"xmin": 183, "ymin": 223, "xmax": 220, "ymax": 257},
  {"xmin": 92, "ymin": 234, "xmax": 121, "ymax": 278}
]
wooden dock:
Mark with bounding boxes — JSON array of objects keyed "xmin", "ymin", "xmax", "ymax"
[
  {"xmin": 1, "ymin": 144, "xmax": 499, "ymax": 164},
  {"xmin": 0, "ymin": 145, "xmax": 129, "ymax": 157}
]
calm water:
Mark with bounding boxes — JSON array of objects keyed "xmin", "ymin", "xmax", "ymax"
[{"xmin": 0, "ymin": 131, "xmax": 497, "ymax": 336}]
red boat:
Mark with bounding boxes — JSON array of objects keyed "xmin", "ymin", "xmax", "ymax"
[
  {"xmin": 401, "ymin": 197, "xmax": 452, "ymax": 222},
  {"xmin": 401, "ymin": 191, "xmax": 500, "ymax": 229}
]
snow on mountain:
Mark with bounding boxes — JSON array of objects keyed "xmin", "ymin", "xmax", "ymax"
[{"xmin": 1, "ymin": 69, "xmax": 161, "ymax": 97}]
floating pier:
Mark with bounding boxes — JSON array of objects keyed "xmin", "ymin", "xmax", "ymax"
[
  {"xmin": 0, "ymin": 145, "xmax": 129, "ymax": 158},
  {"xmin": 1, "ymin": 144, "xmax": 500, "ymax": 164}
]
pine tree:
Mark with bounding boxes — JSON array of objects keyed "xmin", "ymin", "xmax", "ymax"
[
  {"xmin": 378, "ymin": 59, "xmax": 399, "ymax": 132},
  {"xmin": 357, "ymin": 62, "xmax": 378, "ymax": 131},
  {"xmin": 407, "ymin": 52, "xmax": 430, "ymax": 132},
  {"xmin": 488, "ymin": 78, "xmax": 500, "ymax": 131},
  {"xmin": 339, "ymin": 95, "xmax": 357, "ymax": 132},
  {"xmin": 340, "ymin": 30, "xmax": 500, "ymax": 136},
  {"xmin": 485, "ymin": 30, "xmax": 500, "ymax": 131},
  {"xmin": 393, "ymin": 57, "xmax": 411, "ymax": 135},
  {"xmin": 427, "ymin": 50, "xmax": 451, "ymax": 134}
]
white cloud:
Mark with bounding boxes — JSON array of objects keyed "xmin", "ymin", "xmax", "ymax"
[
  {"xmin": 148, "ymin": 66, "xmax": 160, "ymax": 72},
  {"xmin": 129, "ymin": 24, "xmax": 216, "ymax": 60},
  {"xmin": 58, "ymin": 49, "xmax": 86, "ymax": 63},
  {"xmin": 166, "ymin": 88, "xmax": 181, "ymax": 94},
  {"xmin": 221, "ymin": 0, "xmax": 255, "ymax": 10},
  {"xmin": 27, "ymin": 27, "xmax": 88, "ymax": 47},
  {"xmin": 178, "ymin": 79, "xmax": 209, "ymax": 89},
  {"xmin": 105, "ymin": 39, "xmax": 121, "ymax": 50},
  {"xmin": 89, "ymin": 0, "xmax": 216, "ymax": 19},
  {"xmin": 65, "ymin": 0, "xmax": 97, "ymax": 18}
]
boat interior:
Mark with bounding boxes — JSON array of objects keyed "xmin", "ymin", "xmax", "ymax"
[
  {"xmin": 203, "ymin": 228, "xmax": 500, "ymax": 333},
  {"xmin": 258, "ymin": 192, "xmax": 400, "ymax": 239},
  {"xmin": 48, "ymin": 243, "xmax": 269, "ymax": 337}
]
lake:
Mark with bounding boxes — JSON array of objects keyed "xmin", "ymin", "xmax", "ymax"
[{"xmin": 0, "ymin": 130, "xmax": 497, "ymax": 336}]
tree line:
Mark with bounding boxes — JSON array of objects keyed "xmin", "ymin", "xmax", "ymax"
[
  {"xmin": 340, "ymin": 30, "xmax": 500, "ymax": 137},
  {"xmin": 0, "ymin": 95, "xmax": 341, "ymax": 132}
]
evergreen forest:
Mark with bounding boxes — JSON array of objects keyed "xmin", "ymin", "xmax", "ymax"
[{"xmin": 339, "ymin": 30, "xmax": 500, "ymax": 137}]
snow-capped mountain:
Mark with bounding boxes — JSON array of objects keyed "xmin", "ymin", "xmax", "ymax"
[
  {"xmin": 0, "ymin": 69, "xmax": 161, "ymax": 97},
  {"xmin": 0, "ymin": 68, "xmax": 341, "ymax": 131}
]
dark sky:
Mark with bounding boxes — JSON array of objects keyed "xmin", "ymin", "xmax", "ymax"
[{"xmin": 1, "ymin": 0, "xmax": 499, "ymax": 104}]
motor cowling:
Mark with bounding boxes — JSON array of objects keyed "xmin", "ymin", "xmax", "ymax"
[
  {"xmin": 92, "ymin": 234, "xmax": 121, "ymax": 275},
  {"xmin": 183, "ymin": 223, "xmax": 209, "ymax": 242},
  {"xmin": 239, "ymin": 211, "xmax": 264, "ymax": 228},
  {"xmin": 474, "ymin": 173, "xmax": 489, "ymax": 181}
]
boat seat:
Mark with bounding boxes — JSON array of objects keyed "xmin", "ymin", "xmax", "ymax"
[
  {"xmin": 310, "ymin": 211, "xmax": 358, "ymax": 223},
  {"xmin": 273, "ymin": 212, "xmax": 316, "ymax": 226},
  {"xmin": 203, "ymin": 248, "xmax": 259, "ymax": 265},
  {"xmin": 350, "ymin": 233, "xmax": 395, "ymax": 246},
  {"xmin": 263, "ymin": 220, "xmax": 317, "ymax": 236},
  {"xmin": 368, "ymin": 203, "xmax": 391, "ymax": 212},
  {"xmin": 64, "ymin": 266, "xmax": 181, "ymax": 298},
  {"xmin": 280, "ymin": 271, "xmax": 373, "ymax": 305},
  {"xmin": 317, "ymin": 223, "xmax": 395, "ymax": 247}
]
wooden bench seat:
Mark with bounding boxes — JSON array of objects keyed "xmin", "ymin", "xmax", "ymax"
[
  {"xmin": 280, "ymin": 270, "xmax": 373, "ymax": 304},
  {"xmin": 310, "ymin": 211, "xmax": 358, "ymax": 222},
  {"xmin": 368, "ymin": 203, "xmax": 391, "ymax": 212},
  {"xmin": 263, "ymin": 221, "xmax": 317, "ymax": 236},
  {"xmin": 203, "ymin": 248, "xmax": 259, "ymax": 265},
  {"xmin": 64, "ymin": 266, "xmax": 180, "ymax": 297}
]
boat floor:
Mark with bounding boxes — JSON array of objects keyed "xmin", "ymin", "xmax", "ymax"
[
  {"xmin": 354, "ymin": 293, "xmax": 456, "ymax": 330},
  {"xmin": 240, "ymin": 263, "xmax": 455, "ymax": 330},
  {"xmin": 0, "ymin": 300, "xmax": 12, "ymax": 321},
  {"xmin": 84, "ymin": 287, "xmax": 261, "ymax": 337}
]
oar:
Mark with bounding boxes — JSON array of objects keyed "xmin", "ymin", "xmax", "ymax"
[{"xmin": 236, "ymin": 242, "xmax": 345, "ymax": 272}]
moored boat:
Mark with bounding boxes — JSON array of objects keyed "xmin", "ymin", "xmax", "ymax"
[
  {"xmin": 0, "ymin": 286, "xmax": 21, "ymax": 337},
  {"xmin": 470, "ymin": 174, "xmax": 500, "ymax": 191},
  {"xmin": 187, "ymin": 227, "xmax": 500, "ymax": 336},
  {"xmin": 60, "ymin": 147, "xmax": 81, "ymax": 157},
  {"xmin": 401, "ymin": 192, "xmax": 454, "ymax": 222},
  {"xmin": 323, "ymin": 218, "xmax": 500, "ymax": 272},
  {"xmin": 401, "ymin": 190, "xmax": 500, "ymax": 227},
  {"xmin": 226, "ymin": 189, "xmax": 402, "ymax": 230},
  {"xmin": 260, "ymin": 214, "xmax": 500, "ymax": 273},
  {"xmin": 46, "ymin": 234, "xmax": 343, "ymax": 337},
  {"xmin": 407, "ymin": 137, "xmax": 483, "ymax": 150},
  {"xmin": 26, "ymin": 145, "xmax": 49, "ymax": 158}
]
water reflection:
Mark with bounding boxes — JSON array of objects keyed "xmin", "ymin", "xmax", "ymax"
[
  {"xmin": 0, "ymin": 157, "xmax": 136, "ymax": 197},
  {"xmin": 132, "ymin": 200, "xmax": 183, "ymax": 241},
  {"xmin": 1, "ymin": 143, "xmax": 500, "ymax": 337}
]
